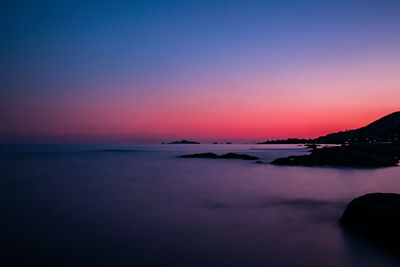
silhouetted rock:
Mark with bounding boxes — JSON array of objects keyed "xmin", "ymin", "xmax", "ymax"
[
  {"xmin": 256, "ymin": 160, "xmax": 263, "ymax": 164},
  {"xmin": 226, "ymin": 142, "xmax": 232, "ymax": 144},
  {"xmin": 340, "ymin": 193, "xmax": 400, "ymax": 252},
  {"xmin": 181, "ymin": 152, "xmax": 258, "ymax": 160},
  {"xmin": 169, "ymin": 139, "xmax": 200, "ymax": 144},
  {"xmin": 305, "ymin": 144, "xmax": 319, "ymax": 149},
  {"xmin": 271, "ymin": 143, "xmax": 400, "ymax": 168},
  {"xmin": 181, "ymin": 153, "xmax": 218, "ymax": 159},
  {"xmin": 219, "ymin": 153, "xmax": 258, "ymax": 160}
]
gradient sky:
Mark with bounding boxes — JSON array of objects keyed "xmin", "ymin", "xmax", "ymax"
[{"xmin": 1, "ymin": 0, "xmax": 400, "ymax": 143}]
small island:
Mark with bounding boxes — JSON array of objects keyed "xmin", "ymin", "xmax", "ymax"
[{"xmin": 168, "ymin": 139, "xmax": 200, "ymax": 144}]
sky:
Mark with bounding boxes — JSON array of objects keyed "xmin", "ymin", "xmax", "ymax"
[{"xmin": 1, "ymin": 0, "xmax": 400, "ymax": 143}]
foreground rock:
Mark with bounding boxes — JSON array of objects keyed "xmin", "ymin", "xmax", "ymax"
[
  {"xmin": 271, "ymin": 144, "xmax": 399, "ymax": 168},
  {"xmin": 340, "ymin": 193, "xmax": 400, "ymax": 251},
  {"xmin": 219, "ymin": 152, "xmax": 258, "ymax": 160},
  {"xmin": 181, "ymin": 152, "xmax": 258, "ymax": 160}
]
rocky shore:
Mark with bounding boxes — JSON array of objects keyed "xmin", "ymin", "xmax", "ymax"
[
  {"xmin": 269, "ymin": 111, "xmax": 400, "ymax": 168},
  {"xmin": 271, "ymin": 143, "xmax": 400, "ymax": 168}
]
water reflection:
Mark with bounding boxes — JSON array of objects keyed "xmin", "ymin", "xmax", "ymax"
[{"xmin": 1, "ymin": 144, "xmax": 400, "ymax": 266}]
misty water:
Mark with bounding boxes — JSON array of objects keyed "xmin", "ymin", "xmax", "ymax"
[{"xmin": 1, "ymin": 144, "xmax": 400, "ymax": 266}]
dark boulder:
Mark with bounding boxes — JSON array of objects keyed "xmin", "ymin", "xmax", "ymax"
[
  {"xmin": 340, "ymin": 193, "xmax": 400, "ymax": 251},
  {"xmin": 181, "ymin": 153, "xmax": 218, "ymax": 158}
]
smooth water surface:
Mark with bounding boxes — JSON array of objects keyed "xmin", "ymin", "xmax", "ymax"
[{"xmin": 1, "ymin": 144, "xmax": 400, "ymax": 266}]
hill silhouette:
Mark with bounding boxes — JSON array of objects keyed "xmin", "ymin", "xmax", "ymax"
[
  {"xmin": 315, "ymin": 111, "xmax": 400, "ymax": 144},
  {"xmin": 270, "ymin": 111, "xmax": 400, "ymax": 167},
  {"xmin": 259, "ymin": 111, "xmax": 400, "ymax": 145}
]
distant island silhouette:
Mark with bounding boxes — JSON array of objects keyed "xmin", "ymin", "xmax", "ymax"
[
  {"xmin": 168, "ymin": 139, "xmax": 200, "ymax": 144},
  {"xmin": 271, "ymin": 111, "xmax": 400, "ymax": 168}
]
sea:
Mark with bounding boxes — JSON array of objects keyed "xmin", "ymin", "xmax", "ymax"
[{"xmin": 1, "ymin": 144, "xmax": 400, "ymax": 266}]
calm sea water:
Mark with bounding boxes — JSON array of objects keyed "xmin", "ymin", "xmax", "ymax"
[{"xmin": 1, "ymin": 144, "xmax": 400, "ymax": 266}]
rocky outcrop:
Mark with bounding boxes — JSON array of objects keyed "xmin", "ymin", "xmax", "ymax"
[
  {"xmin": 168, "ymin": 140, "xmax": 200, "ymax": 144},
  {"xmin": 340, "ymin": 193, "xmax": 400, "ymax": 251},
  {"xmin": 181, "ymin": 152, "xmax": 218, "ymax": 158},
  {"xmin": 271, "ymin": 144, "xmax": 399, "ymax": 168},
  {"xmin": 219, "ymin": 153, "xmax": 258, "ymax": 160}
]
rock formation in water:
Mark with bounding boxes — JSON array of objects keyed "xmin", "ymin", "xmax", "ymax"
[
  {"xmin": 181, "ymin": 152, "xmax": 219, "ymax": 158},
  {"xmin": 271, "ymin": 143, "xmax": 400, "ymax": 168},
  {"xmin": 340, "ymin": 193, "xmax": 400, "ymax": 252},
  {"xmin": 168, "ymin": 139, "xmax": 200, "ymax": 144},
  {"xmin": 219, "ymin": 152, "xmax": 258, "ymax": 160}
]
